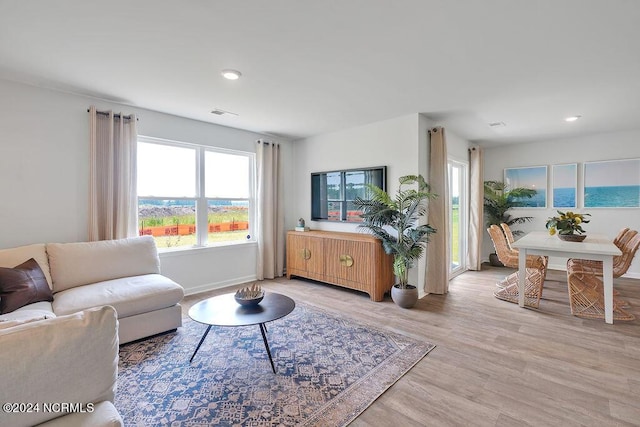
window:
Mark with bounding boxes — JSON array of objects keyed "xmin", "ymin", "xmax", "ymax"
[
  {"xmin": 137, "ymin": 137, "xmax": 254, "ymax": 249},
  {"xmin": 448, "ymin": 159, "xmax": 468, "ymax": 277}
]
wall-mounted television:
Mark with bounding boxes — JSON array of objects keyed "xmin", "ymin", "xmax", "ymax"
[{"xmin": 311, "ymin": 166, "xmax": 387, "ymax": 222}]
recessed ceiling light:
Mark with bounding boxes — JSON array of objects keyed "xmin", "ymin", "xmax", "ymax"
[
  {"xmin": 565, "ymin": 115, "xmax": 582, "ymax": 122},
  {"xmin": 221, "ymin": 69, "xmax": 242, "ymax": 80}
]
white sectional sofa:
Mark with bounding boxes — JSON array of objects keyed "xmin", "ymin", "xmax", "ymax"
[
  {"xmin": 0, "ymin": 235, "xmax": 184, "ymax": 344},
  {"xmin": 0, "ymin": 306, "xmax": 123, "ymax": 427}
]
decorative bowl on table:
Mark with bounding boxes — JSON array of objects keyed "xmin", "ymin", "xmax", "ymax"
[
  {"xmin": 558, "ymin": 234, "xmax": 587, "ymax": 242},
  {"xmin": 234, "ymin": 284, "xmax": 264, "ymax": 306}
]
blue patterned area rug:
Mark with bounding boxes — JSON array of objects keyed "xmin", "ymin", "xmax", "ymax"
[{"xmin": 115, "ymin": 303, "xmax": 435, "ymax": 426}]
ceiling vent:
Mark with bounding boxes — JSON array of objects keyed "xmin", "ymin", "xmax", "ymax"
[{"xmin": 210, "ymin": 109, "xmax": 238, "ymax": 117}]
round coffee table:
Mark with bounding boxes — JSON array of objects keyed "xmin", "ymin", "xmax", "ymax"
[{"xmin": 188, "ymin": 292, "xmax": 295, "ymax": 373}]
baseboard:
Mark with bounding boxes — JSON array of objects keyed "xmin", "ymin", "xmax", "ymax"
[{"xmin": 183, "ymin": 275, "xmax": 257, "ymax": 296}]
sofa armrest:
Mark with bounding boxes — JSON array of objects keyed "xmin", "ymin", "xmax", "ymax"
[{"xmin": 0, "ymin": 306, "xmax": 120, "ymax": 427}]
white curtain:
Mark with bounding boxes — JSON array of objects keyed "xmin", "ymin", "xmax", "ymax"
[
  {"xmin": 88, "ymin": 106, "xmax": 138, "ymax": 241},
  {"xmin": 425, "ymin": 127, "xmax": 450, "ymax": 294},
  {"xmin": 256, "ymin": 140, "xmax": 284, "ymax": 279},
  {"xmin": 467, "ymin": 146, "xmax": 484, "ymax": 270}
]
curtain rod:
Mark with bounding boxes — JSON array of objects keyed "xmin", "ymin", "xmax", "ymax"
[{"xmin": 87, "ymin": 109, "xmax": 137, "ymax": 121}]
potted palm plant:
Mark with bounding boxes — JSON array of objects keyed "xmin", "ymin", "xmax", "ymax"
[
  {"xmin": 353, "ymin": 175, "xmax": 437, "ymax": 308},
  {"xmin": 483, "ymin": 180, "xmax": 537, "ymax": 266}
]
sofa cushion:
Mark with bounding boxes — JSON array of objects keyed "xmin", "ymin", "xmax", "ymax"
[
  {"xmin": 0, "ymin": 243, "xmax": 52, "ymax": 288},
  {"xmin": 53, "ymin": 273, "xmax": 184, "ymax": 318},
  {"xmin": 0, "ymin": 258, "xmax": 54, "ymax": 314},
  {"xmin": 0, "ymin": 306, "xmax": 119, "ymax": 427},
  {"xmin": 47, "ymin": 236, "xmax": 161, "ymax": 292},
  {"xmin": 0, "ymin": 303, "xmax": 56, "ymax": 329},
  {"xmin": 0, "ymin": 301, "xmax": 55, "ymax": 321},
  {"xmin": 35, "ymin": 401, "xmax": 123, "ymax": 427}
]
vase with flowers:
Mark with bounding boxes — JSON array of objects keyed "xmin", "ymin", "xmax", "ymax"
[{"xmin": 545, "ymin": 210, "xmax": 591, "ymax": 242}]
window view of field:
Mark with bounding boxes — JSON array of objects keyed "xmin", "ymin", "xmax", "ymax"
[
  {"xmin": 451, "ymin": 202, "xmax": 459, "ymax": 267},
  {"xmin": 138, "ymin": 199, "xmax": 250, "ymax": 248}
]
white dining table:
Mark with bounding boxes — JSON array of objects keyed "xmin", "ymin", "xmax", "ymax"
[{"xmin": 512, "ymin": 231, "xmax": 622, "ymax": 324}]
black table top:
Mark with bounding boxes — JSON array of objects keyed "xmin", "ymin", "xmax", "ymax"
[{"xmin": 188, "ymin": 292, "xmax": 295, "ymax": 327}]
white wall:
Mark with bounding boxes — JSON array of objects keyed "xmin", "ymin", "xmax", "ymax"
[
  {"xmin": 483, "ymin": 130, "xmax": 640, "ymax": 277},
  {"xmin": 0, "ymin": 79, "xmax": 294, "ymax": 294},
  {"xmin": 292, "ymin": 113, "xmax": 471, "ymax": 294},
  {"xmin": 292, "ymin": 113, "xmax": 426, "ymax": 291},
  {"xmin": 446, "ymin": 127, "xmax": 472, "ymax": 163},
  {"xmin": 292, "ymin": 113, "xmax": 423, "ymax": 232}
]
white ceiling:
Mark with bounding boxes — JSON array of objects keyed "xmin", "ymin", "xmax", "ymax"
[{"xmin": 1, "ymin": 1, "xmax": 639, "ymax": 146}]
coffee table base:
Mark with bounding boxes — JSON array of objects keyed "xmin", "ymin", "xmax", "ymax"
[
  {"xmin": 189, "ymin": 323, "xmax": 277, "ymax": 373},
  {"xmin": 187, "ymin": 292, "xmax": 295, "ymax": 373}
]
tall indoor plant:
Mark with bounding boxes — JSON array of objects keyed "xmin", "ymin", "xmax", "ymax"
[
  {"xmin": 483, "ymin": 180, "xmax": 537, "ymax": 266},
  {"xmin": 353, "ymin": 175, "xmax": 437, "ymax": 308}
]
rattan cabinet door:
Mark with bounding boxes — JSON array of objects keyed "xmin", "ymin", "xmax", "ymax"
[{"xmin": 323, "ymin": 238, "xmax": 371, "ymax": 292}]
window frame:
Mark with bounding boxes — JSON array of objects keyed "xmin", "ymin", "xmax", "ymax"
[{"xmin": 137, "ymin": 135, "xmax": 256, "ymax": 250}]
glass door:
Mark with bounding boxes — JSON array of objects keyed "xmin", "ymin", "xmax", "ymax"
[{"xmin": 449, "ymin": 160, "xmax": 468, "ymax": 277}]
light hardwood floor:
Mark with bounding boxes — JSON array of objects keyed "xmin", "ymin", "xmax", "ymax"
[{"xmin": 182, "ymin": 266, "xmax": 640, "ymax": 426}]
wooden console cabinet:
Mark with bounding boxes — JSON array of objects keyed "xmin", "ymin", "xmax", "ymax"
[{"xmin": 286, "ymin": 230, "xmax": 394, "ymax": 301}]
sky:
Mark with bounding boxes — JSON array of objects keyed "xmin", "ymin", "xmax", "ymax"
[
  {"xmin": 584, "ymin": 159, "xmax": 640, "ymax": 187},
  {"xmin": 137, "ymin": 142, "xmax": 249, "ymax": 198},
  {"xmin": 504, "ymin": 166, "xmax": 547, "ymax": 190},
  {"xmin": 553, "ymin": 164, "xmax": 576, "ymax": 188}
]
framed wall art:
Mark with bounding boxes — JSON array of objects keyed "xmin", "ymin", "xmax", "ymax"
[
  {"xmin": 583, "ymin": 159, "xmax": 640, "ymax": 208},
  {"xmin": 504, "ymin": 165, "xmax": 547, "ymax": 208},
  {"xmin": 552, "ymin": 163, "xmax": 577, "ymax": 208}
]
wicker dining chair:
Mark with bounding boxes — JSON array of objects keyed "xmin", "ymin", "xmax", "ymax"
[
  {"xmin": 566, "ymin": 270, "xmax": 635, "ymax": 321},
  {"xmin": 500, "ymin": 223, "xmax": 516, "ymax": 249},
  {"xmin": 614, "ymin": 227, "xmax": 632, "ymax": 246},
  {"xmin": 499, "ymin": 222, "xmax": 550, "ymax": 281},
  {"xmin": 494, "ymin": 268, "xmax": 545, "ymax": 308},
  {"xmin": 566, "ymin": 230, "xmax": 640, "ymax": 309},
  {"xmin": 488, "ymin": 225, "xmax": 518, "ymax": 266},
  {"xmin": 487, "ymin": 225, "xmax": 548, "ymax": 279},
  {"xmin": 487, "ymin": 225, "xmax": 547, "ymax": 308},
  {"xmin": 566, "ymin": 230, "xmax": 640, "ymax": 279}
]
